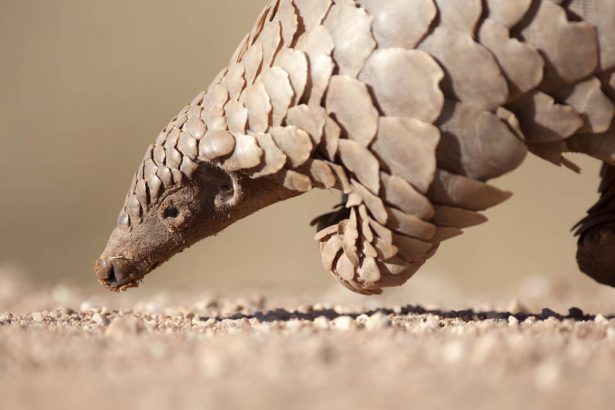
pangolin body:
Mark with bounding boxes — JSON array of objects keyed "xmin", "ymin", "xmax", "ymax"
[{"xmin": 96, "ymin": 0, "xmax": 615, "ymax": 295}]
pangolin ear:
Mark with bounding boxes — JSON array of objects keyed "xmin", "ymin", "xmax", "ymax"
[
  {"xmin": 195, "ymin": 163, "xmax": 240, "ymax": 208},
  {"xmin": 214, "ymin": 174, "xmax": 239, "ymax": 207}
]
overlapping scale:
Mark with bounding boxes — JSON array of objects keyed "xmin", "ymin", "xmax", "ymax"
[
  {"xmin": 386, "ymin": 207, "xmax": 436, "ymax": 241},
  {"xmin": 323, "ymin": 0, "xmax": 376, "ymax": 78},
  {"xmin": 478, "ymin": 3, "xmax": 544, "ymax": 98},
  {"xmin": 222, "ymin": 133, "xmax": 263, "ymax": 172},
  {"xmin": 418, "ymin": 0, "xmax": 509, "ymax": 111},
  {"xmin": 198, "ymin": 131, "xmax": 236, "ymax": 161},
  {"xmin": 255, "ymin": 20, "xmax": 282, "ymax": 69},
  {"xmin": 436, "ymin": 101, "xmax": 527, "ymax": 180},
  {"xmin": 274, "ymin": 0, "xmax": 299, "ymax": 46},
  {"xmin": 518, "ymin": 0, "xmax": 599, "ymax": 88},
  {"xmin": 224, "ymin": 63, "xmax": 246, "ymax": 101},
  {"xmin": 358, "ymin": 0, "xmax": 436, "ymax": 49},
  {"xmin": 350, "ymin": 179, "xmax": 387, "ymax": 225},
  {"xmin": 301, "ymin": 159, "xmax": 337, "ymax": 189},
  {"xmin": 381, "ymin": 172, "xmax": 434, "ymax": 220},
  {"xmin": 276, "ymin": 169, "xmax": 312, "ymax": 192},
  {"xmin": 274, "ymin": 48, "xmax": 308, "ymax": 105},
  {"xmin": 295, "ymin": 26, "xmax": 335, "ymax": 106},
  {"xmin": 225, "ymin": 100, "xmax": 249, "ymax": 134},
  {"xmin": 511, "ymin": 92, "xmax": 583, "ymax": 144},
  {"xmin": 241, "ymin": 82, "xmax": 272, "ymax": 133},
  {"xmin": 359, "ymin": 49, "xmax": 444, "ymax": 124},
  {"xmin": 555, "ymin": 78, "xmax": 615, "ymax": 134},
  {"xmin": 293, "ymin": 0, "xmax": 332, "ymax": 32},
  {"xmin": 251, "ymin": 132, "xmax": 287, "ymax": 178},
  {"xmin": 432, "ymin": 206, "xmax": 488, "ymax": 229},
  {"xmin": 428, "ymin": 170, "xmax": 512, "ymax": 212},
  {"xmin": 262, "ymin": 67, "xmax": 294, "ymax": 126},
  {"xmin": 338, "ymin": 140, "xmax": 380, "ymax": 194},
  {"xmin": 371, "ymin": 117, "xmax": 440, "ymax": 193},
  {"xmin": 242, "ymin": 43, "xmax": 264, "ymax": 86},
  {"xmin": 286, "ymin": 105, "xmax": 326, "ymax": 145},
  {"xmin": 271, "ymin": 126, "xmax": 312, "ymax": 168},
  {"xmin": 567, "ymin": 0, "xmax": 615, "ymax": 70},
  {"xmin": 326, "ymin": 75, "xmax": 379, "ymax": 146}
]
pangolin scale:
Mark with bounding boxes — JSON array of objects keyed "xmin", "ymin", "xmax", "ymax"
[{"xmin": 95, "ymin": 0, "xmax": 615, "ymax": 295}]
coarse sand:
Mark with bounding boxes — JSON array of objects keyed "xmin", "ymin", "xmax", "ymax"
[{"xmin": 2, "ymin": 272, "xmax": 615, "ymax": 410}]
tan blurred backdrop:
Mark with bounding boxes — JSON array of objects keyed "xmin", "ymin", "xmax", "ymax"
[{"xmin": 0, "ymin": 0, "xmax": 607, "ymax": 295}]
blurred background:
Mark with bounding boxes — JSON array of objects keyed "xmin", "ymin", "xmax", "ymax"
[{"xmin": 0, "ymin": 0, "xmax": 608, "ymax": 297}]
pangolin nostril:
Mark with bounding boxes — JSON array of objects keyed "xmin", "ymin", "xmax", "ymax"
[
  {"xmin": 106, "ymin": 263, "xmax": 117, "ymax": 284},
  {"xmin": 107, "ymin": 258, "xmax": 133, "ymax": 285},
  {"xmin": 95, "ymin": 258, "xmax": 128, "ymax": 286}
]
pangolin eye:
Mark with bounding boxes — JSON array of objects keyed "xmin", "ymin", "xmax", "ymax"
[{"xmin": 163, "ymin": 207, "xmax": 180, "ymax": 219}]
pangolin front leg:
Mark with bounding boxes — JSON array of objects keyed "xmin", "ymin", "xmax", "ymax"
[{"xmin": 576, "ymin": 164, "xmax": 615, "ymax": 287}]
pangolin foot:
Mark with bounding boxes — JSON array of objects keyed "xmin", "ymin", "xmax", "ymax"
[{"xmin": 577, "ymin": 222, "xmax": 615, "ymax": 287}]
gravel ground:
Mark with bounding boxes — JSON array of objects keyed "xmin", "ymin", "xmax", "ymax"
[{"xmin": 2, "ymin": 273, "xmax": 615, "ymax": 410}]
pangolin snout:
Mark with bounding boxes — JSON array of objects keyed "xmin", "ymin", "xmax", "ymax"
[{"xmin": 95, "ymin": 257, "xmax": 140, "ymax": 291}]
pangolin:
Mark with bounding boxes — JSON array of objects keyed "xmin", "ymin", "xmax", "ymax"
[{"xmin": 95, "ymin": 0, "xmax": 615, "ymax": 295}]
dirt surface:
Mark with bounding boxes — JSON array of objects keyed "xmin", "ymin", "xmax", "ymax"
[{"xmin": 2, "ymin": 273, "xmax": 615, "ymax": 410}]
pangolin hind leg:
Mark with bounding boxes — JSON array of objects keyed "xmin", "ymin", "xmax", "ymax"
[{"xmin": 576, "ymin": 163, "xmax": 615, "ymax": 287}]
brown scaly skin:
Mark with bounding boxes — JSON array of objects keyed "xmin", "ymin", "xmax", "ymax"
[
  {"xmin": 576, "ymin": 163, "xmax": 615, "ymax": 287},
  {"xmin": 95, "ymin": 162, "xmax": 297, "ymax": 291}
]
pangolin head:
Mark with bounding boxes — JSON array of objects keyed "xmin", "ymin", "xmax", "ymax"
[
  {"xmin": 95, "ymin": 157, "xmax": 239, "ymax": 291},
  {"xmin": 94, "ymin": 89, "xmax": 296, "ymax": 291},
  {"xmin": 95, "ymin": 156, "xmax": 294, "ymax": 291}
]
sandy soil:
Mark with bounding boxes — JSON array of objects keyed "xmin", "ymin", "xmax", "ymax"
[{"xmin": 2, "ymin": 273, "xmax": 615, "ymax": 410}]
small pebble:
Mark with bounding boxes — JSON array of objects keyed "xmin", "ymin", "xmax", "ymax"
[
  {"xmin": 163, "ymin": 307, "xmax": 180, "ymax": 317},
  {"xmin": 471, "ymin": 335, "xmax": 497, "ymax": 364},
  {"xmin": 143, "ymin": 302, "xmax": 162, "ymax": 315},
  {"xmin": 80, "ymin": 301, "xmax": 98, "ymax": 312},
  {"xmin": 332, "ymin": 316, "xmax": 355, "ymax": 331},
  {"xmin": 534, "ymin": 361, "xmax": 561, "ymax": 390},
  {"xmin": 442, "ymin": 341, "xmax": 464, "ymax": 364},
  {"xmin": 355, "ymin": 314, "xmax": 369, "ymax": 325},
  {"xmin": 296, "ymin": 304, "xmax": 313, "ymax": 314},
  {"xmin": 92, "ymin": 313, "xmax": 110, "ymax": 326},
  {"xmin": 105, "ymin": 316, "xmax": 146, "ymax": 338},
  {"xmin": 192, "ymin": 316, "xmax": 215, "ymax": 327},
  {"xmin": 313, "ymin": 316, "xmax": 330, "ymax": 330},
  {"xmin": 540, "ymin": 308, "xmax": 560, "ymax": 319},
  {"xmin": 568, "ymin": 307, "xmax": 584, "ymax": 319},
  {"xmin": 252, "ymin": 321, "xmax": 271, "ymax": 333},
  {"xmin": 50, "ymin": 285, "xmax": 76, "ymax": 306},
  {"xmin": 285, "ymin": 319, "xmax": 303, "ymax": 330},
  {"xmin": 313, "ymin": 303, "xmax": 327, "ymax": 312},
  {"xmin": 334, "ymin": 305, "xmax": 353, "ymax": 315},
  {"xmin": 365, "ymin": 313, "xmax": 389, "ymax": 330},
  {"xmin": 595, "ymin": 314, "xmax": 609, "ymax": 325},
  {"xmin": 418, "ymin": 315, "xmax": 440, "ymax": 332},
  {"xmin": 31, "ymin": 312, "xmax": 43, "ymax": 322}
]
